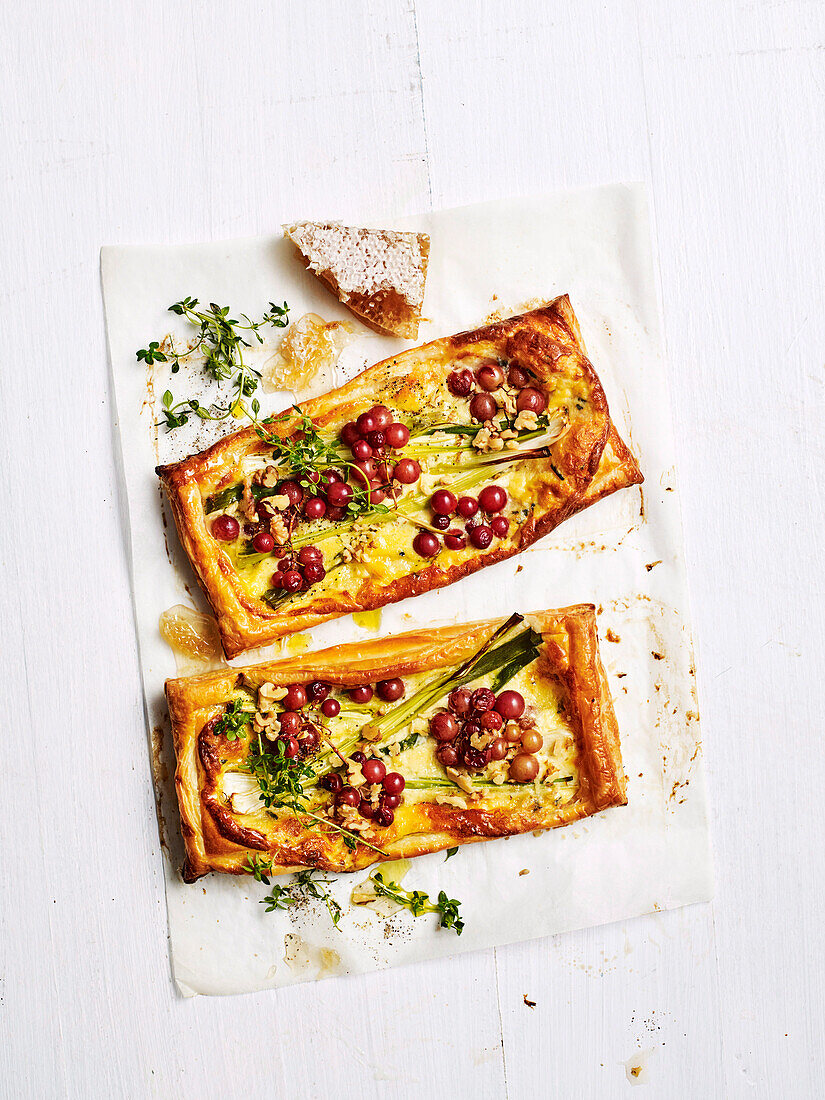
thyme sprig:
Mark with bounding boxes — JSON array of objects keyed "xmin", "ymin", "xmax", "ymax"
[
  {"xmin": 262, "ymin": 869, "xmax": 342, "ymax": 927},
  {"xmin": 214, "ymin": 698, "xmax": 255, "ymax": 742},
  {"xmin": 246, "ymin": 734, "xmax": 316, "ymax": 814},
  {"xmin": 369, "ymin": 871, "xmax": 464, "ymax": 934},
  {"xmin": 137, "ymin": 296, "xmax": 289, "ymax": 430}
]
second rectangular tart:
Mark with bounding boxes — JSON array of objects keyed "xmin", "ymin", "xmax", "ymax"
[{"xmin": 166, "ymin": 606, "xmax": 627, "ymax": 882}]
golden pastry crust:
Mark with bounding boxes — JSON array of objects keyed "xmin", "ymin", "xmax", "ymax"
[
  {"xmin": 166, "ymin": 606, "xmax": 627, "ymax": 882},
  {"xmin": 158, "ymin": 298, "xmax": 642, "ymax": 657}
]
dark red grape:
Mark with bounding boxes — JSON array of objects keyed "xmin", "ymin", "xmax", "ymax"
[
  {"xmin": 393, "ymin": 458, "xmax": 421, "ymax": 485},
  {"xmin": 479, "ymin": 484, "xmax": 507, "ymax": 514},
  {"xmin": 361, "ymin": 759, "xmax": 387, "ymax": 784},
  {"xmin": 377, "ymin": 678, "xmax": 405, "ymax": 702},
  {"xmin": 516, "ymin": 387, "xmax": 547, "ymax": 414},
  {"xmin": 447, "ymin": 368, "xmax": 474, "ymax": 397},
  {"xmin": 385, "ymin": 422, "xmax": 410, "ymax": 449},
  {"xmin": 469, "ymin": 524, "xmax": 493, "ymax": 549},
  {"xmin": 470, "ymin": 393, "xmax": 497, "ymax": 421},
  {"xmin": 307, "ymin": 680, "xmax": 331, "ymax": 702},
  {"xmin": 283, "ymin": 684, "xmax": 307, "ymax": 710},
  {"xmin": 430, "ymin": 711, "xmax": 459, "ymax": 741},
  {"xmin": 252, "ymin": 531, "xmax": 275, "ymax": 553},
  {"xmin": 382, "ymin": 772, "xmax": 405, "ymax": 794},
  {"xmin": 282, "ymin": 569, "xmax": 304, "ymax": 592},
  {"xmin": 472, "ymin": 688, "xmax": 496, "ymax": 712},
  {"xmin": 448, "ymin": 687, "xmax": 473, "ymax": 715},
  {"xmin": 495, "ymin": 690, "xmax": 526, "ymax": 719},
  {"xmin": 476, "ymin": 363, "xmax": 504, "ymax": 391},
  {"xmin": 212, "ymin": 515, "xmax": 239, "ymax": 541}
]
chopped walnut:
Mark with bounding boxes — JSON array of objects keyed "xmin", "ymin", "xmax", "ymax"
[
  {"xmin": 472, "ymin": 425, "xmax": 505, "ymax": 453},
  {"xmin": 270, "ymin": 513, "xmax": 289, "ymax": 544},
  {"xmin": 268, "ymin": 494, "xmax": 291, "ymax": 512},
  {"xmin": 258, "ymin": 682, "xmax": 288, "ymax": 711},
  {"xmin": 346, "ymin": 761, "xmax": 366, "ymax": 787},
  {"xmin": 514, "ymin": 409, "xmax": 539, "ymax": 431},
  {"xmin": 338, "ymin": 804, "xmax": 376, "ymax": 839},
  {"xmin": 360, "ymin": 724, "xmax": 382, "ymax": 742},
  {"xmin": 260, "ymin": 465, "xmax": 280, "ymax": 488},
  {"xmin": 435, "ymin": 793, "xmax": 469, "ymax": 808},
  {"xmin": 446, "ymin": 767, "xmax": 475, "ymax": 795},
  {"xmin": 240, "ymin": 479, "xmax": 258, "ymax": 522},
  {"xmin": 253, "ymin": 710, "xmax": 279, "ymax": 738},
  {"xmin": 469, "ymin": 729, "xmax": 493, "ymax": 750},
  {"xmin": 490, "ymin": 387, "xmax": 517, "ymax": 416}
]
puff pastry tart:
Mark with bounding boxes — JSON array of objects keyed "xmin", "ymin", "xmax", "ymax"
[
  {"xmin": 166, "ymin": 606, "xmax": 627, "ymax": 882},
  {"xmin": 157, "ymin": 297, "xmax": 642, "ymax": 658}
]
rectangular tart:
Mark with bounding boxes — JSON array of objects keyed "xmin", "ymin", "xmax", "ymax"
[
  {"xmin": 158, "ymin": 297, "xmax": 642, "ymax": 658},
  {"xmin": 166, "ymin": 606, "xmax": 627, "ymax": 882}
]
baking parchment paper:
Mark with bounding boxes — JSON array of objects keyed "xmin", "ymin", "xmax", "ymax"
[{"xmin": 101, "ymin": 184, "xmax": 712, "ymax": 997}]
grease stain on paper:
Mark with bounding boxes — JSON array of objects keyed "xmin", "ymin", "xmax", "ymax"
[{"xmin": 283, "ymin": 933, "xmax": 342, "ymax": 977}]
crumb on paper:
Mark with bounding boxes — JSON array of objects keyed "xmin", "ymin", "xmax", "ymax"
[
  {"xmin": 523, "ymin": 994, "xmax": 536, "ymax": 1009},
  {"xmin": 651, "ymin": 651, "xmax": 665, "ymax": 661},
  {"xmin": 645, "ymin": 560, "xmax": 662, "ymax": 572},
  {"xmin": 518, "ymin": 868, "xmax": 530, "ymax": 876},
  {"xmin": 605, "ymin": 628, "xmax": 621, "ymax": 643}
]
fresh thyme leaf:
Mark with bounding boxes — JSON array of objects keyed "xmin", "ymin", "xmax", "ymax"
[
  {"xmin": 444, "ymin": 847, "xmax": 459, "ymax": 861},
  {"xmin": 260, "ymin": 868, "xmax": 342, "ymax": 927},
  {"xmin": 243, "ymin": 854, "xmax": 272, "ymax": 884},
  {"xmin": 370, "ymin": 872, "xmax": 464, "ymax": 935},
  {"xmin": 262, "ymin": 884, "xmax": 294, "ymax": 913},
  {"xmin": 246, "ymin": 734, "xmax": 316, "ymax": 813},
  {"xmin": 214, "ymin": 698, "xmax": 254, "ymax": 741},
  {"xmin": 293, "ymin": 869, "xmax": 342, "ymax": 927},
  {"xmin": 345, "ymin": 484, "xmax": 393, "ymax": 519},
  {"xmin": 137, "ymin": 342, "xmax": 168, "ymax": 365}
]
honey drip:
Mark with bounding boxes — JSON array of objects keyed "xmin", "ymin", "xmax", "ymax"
[
  {"xmin": 159, "ymin": 604, "xmax": 224, "ymax": 675},
  {"xmin": 262, "ymin": 312, "xmax": 355, "ymax": 396}
]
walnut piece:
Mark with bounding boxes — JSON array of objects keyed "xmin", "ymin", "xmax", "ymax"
[
  {"xmin": 446, "ymin": 767, "xmax": 475, "ymax": 795},
  {"xmin": 258, "ymin": 682, "xmax": 288, "ymax": 711},
  {"xmin": 514, "ymin": 409, "xmax": 539, "ymax": 431}
]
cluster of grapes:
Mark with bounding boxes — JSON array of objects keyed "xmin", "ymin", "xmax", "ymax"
[
  {"xmin": 446, "ymin": 359, "xmax": 548, "ymax": 420},
  {"xmin": 429, "ymin": 686, "xmax": 543, "ymax": 782},
  {"xmin": 413, "ymin": 483, "xmax": 511, "ymax": 559}
]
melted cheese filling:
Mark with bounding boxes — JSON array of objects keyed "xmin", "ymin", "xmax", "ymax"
[
  {"xmin": 216, "ymin": 659, "xmax": 582, "ymax": 838},
  {"xmin": 203, "ymin": 354, "xmax": 592, "ymax": 603}
]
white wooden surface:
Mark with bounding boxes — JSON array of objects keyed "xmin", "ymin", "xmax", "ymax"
[{"xmin": 1, "ymin": 1, "xmax": 822, "ymax": 1096}]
